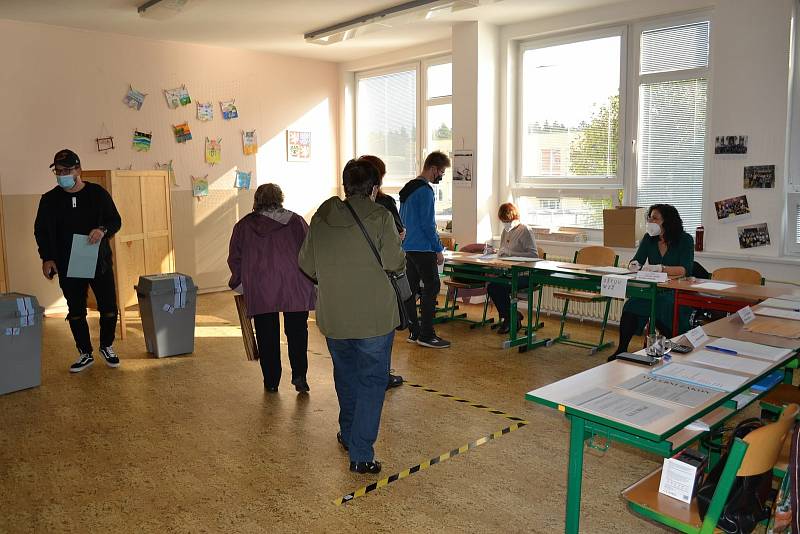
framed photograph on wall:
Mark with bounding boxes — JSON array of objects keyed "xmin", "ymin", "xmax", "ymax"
[
  {"xmin": 743, "ymin": 165, "xmax": 775, "ymax": 188},
  {"xmin": 737, "ymin": 222, "xmax": 770, "ymax": 249}
]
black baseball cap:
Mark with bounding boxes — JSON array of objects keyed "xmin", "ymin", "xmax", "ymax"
[{"xmin": 49, "ymin": 149, "xmax": 81, "ymax": 169}]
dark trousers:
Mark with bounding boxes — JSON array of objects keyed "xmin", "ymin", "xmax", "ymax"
[
  {"xmin": 613, "ymin": 311, "xmax": 669, "ymax": 356},
  {"xmin": 326, "ymin": 331, "xmax": 394, "ymax": 462},
  {"xmin": 403, "ymin": 251, "xmax": 440, "ymax": 339},
  {"xmin": 253, "ymin": 311, "xmax": 309, "ymax": 388},
  {"xmin": 59, "ymin": 268, "xmax": 118, "ymax": 354},
  {"xmin": 487, "ymin": 276, "xmax": 530, "ymax": 320}
]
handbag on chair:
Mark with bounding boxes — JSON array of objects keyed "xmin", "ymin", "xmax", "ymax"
[{"xmin": 343, "ymin": 200, "xmax": 412, "ymax": 331}]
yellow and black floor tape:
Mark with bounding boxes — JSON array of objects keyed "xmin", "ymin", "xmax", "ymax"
[{"xmin": 335, "ymin": 382, "xmax": 529, "ymax": 506}]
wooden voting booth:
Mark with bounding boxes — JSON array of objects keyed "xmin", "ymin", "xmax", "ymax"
[
  {"xmin": 81, "ymin": 170, "xmax": 175, "ymax": 338},
  {"xmin": 0, "ymin": 192, "xmax": 7, "ymax": 294}
]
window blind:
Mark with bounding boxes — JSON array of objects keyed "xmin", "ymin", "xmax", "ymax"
[{"xmin": 640, "ymin": 22, "xmax": 710, "ymax": 75}]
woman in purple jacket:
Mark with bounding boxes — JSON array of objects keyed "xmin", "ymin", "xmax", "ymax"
[{"xmin": 228, "ymin": 184, "xmax": 316, "ymax": 393}]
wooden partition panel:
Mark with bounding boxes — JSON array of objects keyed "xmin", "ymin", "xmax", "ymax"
[{"xmin": 0, "ymin": 194, "xmax": 7, "ymax": 294}]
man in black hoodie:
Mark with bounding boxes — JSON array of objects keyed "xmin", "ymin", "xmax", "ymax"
[{"xmin": 34, "ymin": 149, "xmax": 122, "ymax": 373}]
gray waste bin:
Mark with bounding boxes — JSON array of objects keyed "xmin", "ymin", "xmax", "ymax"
[
  {"xmin": 0, "ymin": 293, "xmax": 43, "ymax": 395},
  {"xmin": 136, "ymin": 273, "xmax": 197, "ymax": 358}
]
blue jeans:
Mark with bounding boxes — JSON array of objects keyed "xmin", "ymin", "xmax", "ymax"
[{"xmin": 326, "ymin": 331, "xmax": 394, "ymax": 463}]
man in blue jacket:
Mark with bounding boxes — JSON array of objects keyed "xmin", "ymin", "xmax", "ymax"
[{"xmin": 399, "ymin": 151, "xmax": 451, "ymax": 349}]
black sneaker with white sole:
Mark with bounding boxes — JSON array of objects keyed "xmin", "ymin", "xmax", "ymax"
[
  {"xmin": 69, "ymin": 352, "xmax": 94, "ymax": 373},
  {"xmin": 416, "ymin": 335, "xmax": 451, "ymax": 349},
  {"xmin": 406, "ymin": 331, "xmax": 419, "ymax": 343},
  {"xmin": 99, "ymin": 346, "xmax": 120, "ymax": 368}
]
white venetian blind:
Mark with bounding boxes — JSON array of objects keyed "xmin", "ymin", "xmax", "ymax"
[
  {"xmin": 795, "ymin": 202, "xmax": 800, "ymax": 244},
  {"xmin": 637, "ymin": 21, "xmax": 710, "ymax": 233},
  {"xmin": 356, "ymin": 69, "xmax": 417, "ymax": 185}
]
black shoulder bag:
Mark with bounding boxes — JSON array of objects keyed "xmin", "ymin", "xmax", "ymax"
[{"xmin": 343, "ymin": 200, "xmax": 412, "ymax": 331}]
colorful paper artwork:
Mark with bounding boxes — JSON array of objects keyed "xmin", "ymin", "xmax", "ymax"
[
  {"xmin": 234, "ymin": 170, "xmax": 252, "ymax": 190},
  {"xmin": 220, "ymin": 99, "xmax": 238, "ymax": 120},
  {"xmin": 192, "ymin": 175, "xmax": 209, "ymax": 198},
  {"xmin": 286, "ymin": 130, "xmax": 311, "ymax": 161},
  {"xmin": 96, "ymin": 136, "xmax": 115, "ymax": 152},
  {"xmin": 132, "ymin": 130, "xmax": 152, "ymax": 152},
  {"xmin": 123, "ymin": 86, "xmax": 147, "ymax": 110},
  {"xmin": 197, "ymin": 102, "xmax": 213, "ymax": 121},
  {"xmin": 164, "ymin": 85, "xmax": 191, "ymax": 109},
  {"xmin": 173, "ymin": 122, "xmax": 192, "ymax": 143},
  {"xmin": 205, "ymin": 137, "xmax": 221, "ymax": 165},
  {"xmin": 242, "ymin": 130, "xmax": 258, "ymax": 155}
]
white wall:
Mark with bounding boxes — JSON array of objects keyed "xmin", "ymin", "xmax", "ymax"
[{"xmin": 0, "ymin": 19, "xmax": 340, "ymax": 309}]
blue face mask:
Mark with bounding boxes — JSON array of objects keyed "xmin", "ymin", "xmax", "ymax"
[{"xmin": 57, "ymin": 174, "xmax": 76, "ymax": 189}]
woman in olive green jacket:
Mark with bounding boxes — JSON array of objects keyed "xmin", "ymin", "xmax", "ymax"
[{"xmin": 298, "ymin": 159, "xmax": 405, "ymax": 475}]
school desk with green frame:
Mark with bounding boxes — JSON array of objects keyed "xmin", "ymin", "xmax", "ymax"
[
  {"xmin": 524, "ymin": 322, "xmax": 800, "ymax": 534},
  {"xmin": 440, "ymin": 252, "xmax": 549, "ymax": 352}
]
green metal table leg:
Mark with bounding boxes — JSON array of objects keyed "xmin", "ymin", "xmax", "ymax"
[
  {"xmin": 509, "ymin": 269, "xmax": 519, "ymax": 342},
  {"xmin": 565, "ymin": 416, "xmax": 586, "ymax": 534},
  {"xmin": 649, "ymin": 284, "xmax": 657, "ymax": 333}
]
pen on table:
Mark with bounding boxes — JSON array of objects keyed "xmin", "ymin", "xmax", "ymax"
[{"xmin": 706, "ymin": 345, "xmax": 737, "ymax": 355}]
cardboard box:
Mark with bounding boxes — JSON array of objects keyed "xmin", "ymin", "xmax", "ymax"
[{"xmin": 603, "ymin": 206, "xmax": 647, "ymax": 248}]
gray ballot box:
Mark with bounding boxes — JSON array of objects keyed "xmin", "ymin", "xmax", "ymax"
[
  {"xmin": 0, "ymin": 293, "xmax": 43, "ymax": 395},
  {"xmin": 135, "ymin": 274, "xmax": 197, "ymax": 358}
]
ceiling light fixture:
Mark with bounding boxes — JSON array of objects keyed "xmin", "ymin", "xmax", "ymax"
[
  {"xmin": 304, "ymin": 0, "xmax": 500, "ymax": 45},
  {"xmin": 138, "ymin": 0, "xmax": 190, "ymax": 20}
]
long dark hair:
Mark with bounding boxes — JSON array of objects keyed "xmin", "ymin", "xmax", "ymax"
[{"xmin": 649, "ymin": 204, "xmax": 684, "ymax": 246}]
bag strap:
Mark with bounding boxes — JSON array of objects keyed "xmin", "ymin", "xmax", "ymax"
[{"xmin": 343, "ymin": 199, "xmax": 384, "ymax": 269}]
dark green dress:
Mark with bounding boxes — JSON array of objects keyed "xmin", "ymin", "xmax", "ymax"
[{"xmin": 622, "ymin": 232, "xmax": 694, "ymax": 334}]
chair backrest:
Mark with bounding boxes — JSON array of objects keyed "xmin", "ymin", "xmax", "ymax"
[
  {"xmin": 738, "ymin": 403, "xmax": 799, "ymax": 476},
  {"xmin": 537, "ymin": 246, "xmax": 546, "ymax": 260},
  {"xmin": 459, "ymin": 243, "xmax": 485, "ymax": 253},
  {"xmin": 574, "ymin": 246, "xmax": 618, "ymax": 267},
  {"xmin": 440, "ymin": 236, "xmax": 456, "ymax": 250},
  {"xmin": 712, "ymin": 267, "xmax": 763, "ymax": 286}
]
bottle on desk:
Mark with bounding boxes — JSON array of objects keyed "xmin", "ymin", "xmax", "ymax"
[{"xmin": 695, "ymin": 225, "xmax": 704, "ymax": 252}]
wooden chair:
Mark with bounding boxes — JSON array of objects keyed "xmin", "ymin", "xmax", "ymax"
[
  {"xmin": 623, "ymin": 404, "xmax": 799, "ymax": 534},
  {"xmin": 549, "ymin": 246, "xmax": 618, "ymax": 354},
  {"xmin": 712, "ymin": 267, "xmax": 764, "ymax": 286},
  {"xmin": 440, "ymin": 243, "xmax": 494, "ymax": 328}
]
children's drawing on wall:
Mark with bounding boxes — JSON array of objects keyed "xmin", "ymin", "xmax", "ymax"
[
  {"xmin": 234, "ymin": 170, "xmax": 252, "ymax": 190},
  {"xmin": 155, "ymin": 160, "xmax": 177, "ymax": 187},
  {"xmin": 220, "ymin": 99, "xmax": 238, "ymax": 120},
  {"xmin": 132, "ymin": 130, "xmax": 152, "ymax": 152},
  {"xmin": 173, "ymin": 122, "xmax": 192, "ymax": 143},
  {"xmin": 205, "ymin": 137, "xmax": 221, "ymax": 165},
  {"xmin": 452, "ymin": 149, "xmax": 474, "ymax": 188},
  {"xmin": 192, "ymin": 175, "xmax": 209, "ymax": 198},
  {"xmin": 123, "ymin": 86, "xmax": 147, "ymax": 111},
  {"xmin": 286, "ymin": 130, "xmax": 311, "ymax": 161},
  {"xmin": 164, "ymin": 85, "xmax": 191, "ymax": 109},
  {"xmin": 743, "ymin": 165, "xmax": 775, "ymax": 189},
  {"xmin": 242, "ymin": 130, "xmax": 258, "ymax": 155},
  {"xmin": 714, "ymin": 135, "xmax": 748, "ymax": 155},
  {"xmin": 96, "ymin": 136, "xmax": 114, "ymax": 153},
  {"xmin": 714, "ymin": 194, "xmax": 750, "ymax": 222},
  {"xmin": 737, "ymin": 222, "xmax": 770, "ymax": 249},
  {"xmin": 197, "ymin": 102, "xmax": 213, "ymax": 121}
]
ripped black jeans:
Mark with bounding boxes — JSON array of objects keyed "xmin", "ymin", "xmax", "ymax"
[{"xmin": 59, "ymin": 268, "xmax": 118, "ymax": 354}]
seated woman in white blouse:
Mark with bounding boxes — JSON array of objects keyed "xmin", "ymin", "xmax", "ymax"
[{"xmin": 486, "ymin": 203, "xmax": 538, "ymax": 334}]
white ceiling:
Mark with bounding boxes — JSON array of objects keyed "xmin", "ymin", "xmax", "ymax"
[{"xmin": 0, "ymin": 0, "xmax": 631, "ymax": 62}]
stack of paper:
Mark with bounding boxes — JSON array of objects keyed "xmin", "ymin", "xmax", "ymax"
[
  {"xmin": 686, "ymin": 350, "xmax": 772, "ymax": 375},
  {"xmin": 651, "ymin": 363, "xmax": 749, "ymax": 392},
  {"xmin": 704, "ymin": 338, "xmax": 792, "ymax": 362},
  {"xmin": 498, "ymin": 256, "xmax": 544, "ymax": 262},
  {"xmin": 586, "ymin": 266, "xmax": 635, "ymax": 275},
  {"xmin": 776, "ymin": 294, "xmax": 800, "ymax": 302},
  {"xmin": 754, "ymin": 307, "xmax": 800, "ymax": 321},
  {"xmin": 759, "ymin": 298, "xmax": 800, "ymax": 311},
  {"xmin": 690, "ymin": 281, "xmax": 735, "ymax": 291},
  {"xmin": 566, "ymin": 387, "xmax": 673, "ymax": 426}
]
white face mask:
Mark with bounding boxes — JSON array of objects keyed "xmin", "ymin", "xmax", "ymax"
[
  {"xmin": 646, "ymin": 222, "xmax": 662, "ymax": 237},
  {"xmin": 502, "ymin": 222, "xmax": 513, "ymax": 232}
]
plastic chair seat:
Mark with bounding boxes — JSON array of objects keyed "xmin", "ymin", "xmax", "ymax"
[
  {"xmin": 443, "ymin": 279, "xmax": 484, "ymax": 290},
  {"xmin": 623, "ymin": 468, "xmax": 703, "ymax": 530},
  {"xmin": 761, "ymin": 383, "xmax": 800, "ymax": 407}
]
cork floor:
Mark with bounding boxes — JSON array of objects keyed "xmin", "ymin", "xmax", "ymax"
[{"xmin": 1, "ymin": 292, "xmax": 713, "ymax": 533}]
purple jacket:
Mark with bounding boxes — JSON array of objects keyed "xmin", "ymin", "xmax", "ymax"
[{"xmin": 228, "ymin": 210, "xmax": 315, "ymax": 316}]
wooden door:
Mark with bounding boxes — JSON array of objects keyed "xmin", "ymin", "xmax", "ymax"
[{"xmin": 0, "ymin": 192, "xmax": 7, "ymax": 294}]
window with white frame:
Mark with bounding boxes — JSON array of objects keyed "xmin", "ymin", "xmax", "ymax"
[
  {"xmin": 635, "ymin": 20, "xmax": 710, "ymax": 234},
  {"xmin": 786, "ymin": 2, "xmax": 800, "ymax": 254},
  {"xmin": 517, "ymin": 31, "xmax": 623, "ymax": 231},
  {"xmin": 355, "ymin": 58, "xmax": 453, "ymax": 220}
]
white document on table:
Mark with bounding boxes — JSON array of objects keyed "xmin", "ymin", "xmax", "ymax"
[
  {"xmin": 652, "ymin": 363, "xmax": 749, "ymax": 392},
  {"xmin": 705, "ymin": 338, "xmax": 792, "ymax": 362},
  {"xmin": 66, "ymin": 234, "xmax": 100, "ymax": 279},
  {"xmin": 759, "ymin": 298, "xmax": 800, "ymax": 311},
  {"xmin": 478, "ymin": 253, "xmax": 497, "ymax": 260},
  {"xmin": 498, "ymin": 256, "xmax": 544, "ymax": 262},
  {"xmin": 686, "ymin": 350, "xmax": 772, "ymax": 376},
  {"xmin": 659, "ymin": 458, "xmax": 699, "ymax": 504},
  {"xmin": 566, "ymin": 387, "xmax": 673, "ymax": 426},
  {"xmin": 754, "ymin": 307, "xmax": 800, "ymax": 321},
  {"xmin": 586, "ymin": 266, "xmax": 635, "ymax": 275},
  {"xmin": 600, "ymin": 274, "xmax": 629, "ymax": 298},
  {"xmin": 690, "ymin": 281, "xmax": 735, "ymax": 291},
  {"xmin": 776, "ymin": 294, "xmax": 800, "ymax": 302},
  {"xmin": 617, "ymin": 374, "xmax": 717, "ymax": 408}
]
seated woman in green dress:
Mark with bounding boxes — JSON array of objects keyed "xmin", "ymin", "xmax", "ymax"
[{"xmin": 608, "ymin": 204, "xmax": 694, "ymax": 362}]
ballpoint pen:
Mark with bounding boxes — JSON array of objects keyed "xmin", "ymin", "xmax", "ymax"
[{"xmin": 705, "ymin": 345, "xmax": 737, "ymax": 355}]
